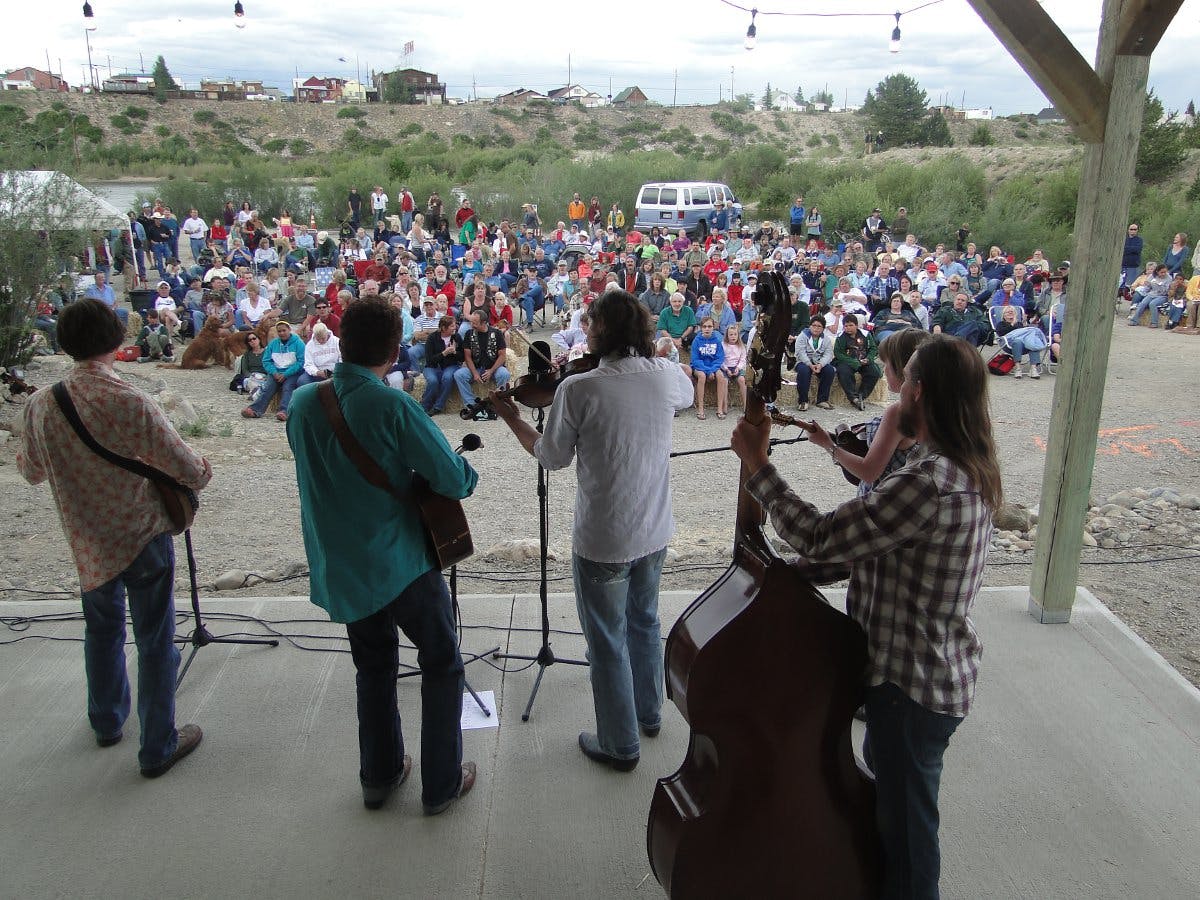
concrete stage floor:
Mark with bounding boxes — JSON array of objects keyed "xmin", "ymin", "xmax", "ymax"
[{"xmin": 1, "ymin": 586, "xmax": 1197, "ymax": 899}]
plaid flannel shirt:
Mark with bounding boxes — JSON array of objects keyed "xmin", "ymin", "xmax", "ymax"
[{"xmin": 747, "ymin": 450, "xmax": 991, "ymax": 716}]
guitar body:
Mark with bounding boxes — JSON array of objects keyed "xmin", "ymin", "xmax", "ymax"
[
  {"xmin": 412, "ymin": 474, "xmax": 473, "ymax": 569},
  {"xmin": 834, "ymin": 423, "xmax": 871, "ymax": 487},
  {"xmin": 647, "ymin": 271, "xmax": 881, "ymax": 898}
]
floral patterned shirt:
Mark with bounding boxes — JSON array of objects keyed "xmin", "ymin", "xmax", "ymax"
[{"xmin": 17, "ymin": 361, "xmax": 211, "ymax": 590}]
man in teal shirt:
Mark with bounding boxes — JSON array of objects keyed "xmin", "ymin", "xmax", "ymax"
[{"xmin": 286, "ymin": 298, "xmax": 479, "ymax": 814}]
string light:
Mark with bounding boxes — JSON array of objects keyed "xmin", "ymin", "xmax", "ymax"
[
  {"xmin": 82, "ymin": 1, "xmax": 96, "ymax": 31},
  {"xmin": 717, "ymin": 0, "xmax": 944, "ymax": 53},
  {"xmin": 234, "ymin": 1, "xmax": 246, "ymax": 28}
]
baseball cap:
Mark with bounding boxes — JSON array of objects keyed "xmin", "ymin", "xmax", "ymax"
[
  {"xmin": 156, "ymin": 280, "xmax": 170, "ymax": 288},
  {"xmin": 141, "ymin": 201, "xmax": 151, "ymax": 208},
  {"xmin": 422, "ymin": 297, "xmax": 435, "ymax": 305},
  {"xmin": 747, "ymin": 272, "xmax": 758, "ymax": 280}
]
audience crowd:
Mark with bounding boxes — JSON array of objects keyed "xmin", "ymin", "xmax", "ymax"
[{"xmin": 34, "ymin": 188, "xmax": 1197, "ymax": 421}]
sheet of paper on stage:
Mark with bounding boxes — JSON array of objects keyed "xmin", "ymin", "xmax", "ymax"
[{"xmin": 461, "ymin": 690, "xmax": 499, "ymax": 730}]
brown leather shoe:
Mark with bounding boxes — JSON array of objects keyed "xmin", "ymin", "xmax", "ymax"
[
  {"xmin": 423, "ymin": 761, "xmax": 477, "ymax": 815},
  {"xmin": 141, "ymin": 724, "xmax": 202, "ymax": 778}
]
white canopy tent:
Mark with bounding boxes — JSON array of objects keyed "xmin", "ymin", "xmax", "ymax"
[{"xmin": 0, "ymin": 170, "xmax": 134, "ymax": 279}]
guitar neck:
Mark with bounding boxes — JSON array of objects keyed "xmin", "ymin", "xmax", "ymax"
[{"xmin": 733, "ymin": 394, "xmax": 777, "ymax": 569}]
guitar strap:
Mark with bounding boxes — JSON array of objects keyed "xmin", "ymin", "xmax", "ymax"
[{"xmin": 315, "ymin": 381, "xmax": 405, "ymax": 503}]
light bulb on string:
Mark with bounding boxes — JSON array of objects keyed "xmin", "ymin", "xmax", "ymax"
[
  {"xmin": 83, "ymin": 1, "xmax": 96, "ymax": 31},
  {"xmin": 890, "ymin": 12, "xmax": 902, "ymax": 53},
  {"xmin": 744, "ymin": 8, "xmax": 758, "ymax": 51},
  {"xmin": 234, "ymin": 1, "xmax": 246, "ymax": 29}
]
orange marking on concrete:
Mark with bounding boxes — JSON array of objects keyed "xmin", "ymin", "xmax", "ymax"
[
  {"xmin": 1034, "ymin": 436, "xmax": 1196, "ymax": 459},
  {"xmin": 1096, "ymin": 424, "xmax": 1158, "ymax": 437}
]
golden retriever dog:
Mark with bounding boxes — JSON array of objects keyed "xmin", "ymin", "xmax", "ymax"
[
  {"xmin": 159, "ymin": 317, "xmax": 233, "ymax": 370},
  {"xmin": 222, "ymin": 310, "xmax": 281, "ymax": 357}
]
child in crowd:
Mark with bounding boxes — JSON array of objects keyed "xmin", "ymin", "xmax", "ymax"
[
  {"xmin": 720, "ymin": 323, "xmax": 748, "ymax": 413},
  {"xmin": 137, "ymin": 310, "xmax": 173, "ymax": 363},
  {"xmin": 690, "ymin": 316, "xmax": 725, "ymax": 420}
]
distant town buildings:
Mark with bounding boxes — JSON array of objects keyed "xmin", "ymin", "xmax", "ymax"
[
  {"xmin": 494, "ymin": 88, "xmax": 546, "ymax": 105},
  {"xmin": 547, "ymin": 84, "xmax": 606, "ymax": 107},
  {"xmin": 373, "ymin": 68, "xmax": 447, "ymax": 104},
  {"xmin": 2, "ymin": 66, "xmax": 69, "ymax": 92},
  {"xmin": 1037, "ymin": 106, "xmax": 1066, "ymax": 124},
  {"xmin": 611, "ymin": 86, "xmax": 649, "ymax": 107}
]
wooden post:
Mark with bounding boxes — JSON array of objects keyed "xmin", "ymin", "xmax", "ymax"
[{"xmin": 1028, "ymin": 16, "xmax": 1150, "ymax": 622}]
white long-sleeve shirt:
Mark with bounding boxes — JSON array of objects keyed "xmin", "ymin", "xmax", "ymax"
[
  {"xmin": 533, "ymin": 355, "xmax": 693, "ymax": 563},
  {"xmin": 304, "ymin": 334, "xmax": 341, "ymax": 376}
]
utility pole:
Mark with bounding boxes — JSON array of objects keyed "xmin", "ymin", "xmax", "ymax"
[
  {"xmin": 730, "ymin": 67, "xmax": 735, "ymax": 102},
  {"xmin": 673, "ymin": 69, "xmax": 677, "ymax": 108},
  {"xmin": 568, "ymin": 53, "xmax": 571, "ymax": 87},
  {"xmin": 139, "ymin": 52, "xmax": 144, "ymax": 73}
]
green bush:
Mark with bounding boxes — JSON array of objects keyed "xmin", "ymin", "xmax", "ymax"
[
  {"xmin": 968, "ymin": 124, "xmax": 994, "ymax": 147},
  {"xmin": 805, "ymin": 133, "xmax": 822, "ymax": 148},
  {"xmin": 262, "ymin": 138, "xmax": 287, "ymax": 153},
  {"xmin": 1014, "ymin": 127, "xmax": 1029, "ymax": 140},
  {"xmin": 123, "ymin": 105, "xmax": 150, "ymax": 121},
  {"xmin": 573, "ymin": 122, "xmax": 605, "ymax": 150},
  {"xmin": 193, "ymin": 109, "xmax": 217, "ymax": 125},
  {"xmin": 148, "ymin": 159, "xmax": 310, "ymax": 223},
  {"xmin": 288, "ymin": 139, "xmax": 312, "ymax": 156},
  {"xmin": 823, "ymin": 133, "xmax": 840, "ymax": 148},
  {"xmin": 400, "ymin": 122, "xmax": 424, "ymax": 137},
  {"xmin": 154, "ymin": 125, "xmax": 170, "ymax": 138},
  {"xmin": 719, "ymin": 145, "xmax": 787, "ymax": 196},
  {"xmin": 337, "ymin": 106, "xmax": 367, "ymax": 119}
]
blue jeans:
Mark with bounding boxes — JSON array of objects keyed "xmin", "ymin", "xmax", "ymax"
[
  {"xmin": 250, "ymin": 373, "xmax": 299, "ymax": 414},
  {"xmin": 571, "ymin": 548, "xmax": 667, "ymax": 760},
  {"xmin": 401, "ymin": 211, "xmax": 413, "ymax": 233},
  {"xmin": 1129, "ymin": 292, "xmax": 1165, "ymax": 325},
  {"xmin": 422, "ymin": 365, "xmax": 459, "ymax": 411},
  {"xmin": 345, "ymin": 568, "xmax": 464, "ymax": 807},
  {"xmin": 151, "ymin": 242, "xmax": 170, "ymax": 274},
  {"xmin": 80, "ymin": 534, "xmax": 181, "ymax": 770},
  {"xmin": 520, "ymin": 294, "xmax": 543, "ymax": 327},
  {"xmin": 189, "ymin": 238, "xmax": 206, "ymax": 262},
  {"xmin": 296, "ymin": 371, "xmax": 329, "ymax": 388},
  {"xmin": 1006, "ymin": 337, "xmax": 1042, "ymax": 365},
  {"xmin": 864, "ymin": 681, "xmax": 963, "ymax": 900},
  {"xmin": 453, "ymin": 365, "xmax": 509, "ymax": 406},
  {"xmin": 794, "ymin": 363, "xmax": 835, "ymax": 404}
]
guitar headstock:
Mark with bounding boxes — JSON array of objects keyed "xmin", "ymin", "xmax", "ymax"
[{"xmin": 746, "ymin": 271, "xmax": 792, "ymax": 409}]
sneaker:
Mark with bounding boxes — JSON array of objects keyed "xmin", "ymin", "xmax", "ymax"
[
  {"xmin": 1013, "ymin": 366, "xmax": 1023, "ymax": 379},
  {"xmin": 140, "ymin": 723, "xmax": 202, "ymax": 778},
  {"xmin": 1030, "ymin": 365, "xmax": 1041, "ymax": 379},
  {"xmin": 815, "ymin": 400, "xmax": 833, "ymax": 410},
  {"xmin": 853, "ymin": 395, "xmax": 865, "ymax": 411},
  {"xmin": 423, "ymin": 761, "xmax": 477, "ymax": 815},
  {"xmin": 798, "ymin": 401, "xmax": 809, "ymax": 412},
  {"xmin": 137, "ymin": 356, "xmax": 151, "ymax": 364}
]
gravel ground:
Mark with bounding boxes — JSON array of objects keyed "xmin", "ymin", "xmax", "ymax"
[{"xmin": 2, "ymin": 314, "xmax": 1197, "ymax": 687}]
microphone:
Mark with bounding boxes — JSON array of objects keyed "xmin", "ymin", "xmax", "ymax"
[{"xmin": 460, "ymin": 433, "xmax": 483, "ymax": 452}]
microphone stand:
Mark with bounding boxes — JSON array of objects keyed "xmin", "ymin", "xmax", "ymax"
[
  {"xmin": 396, "ymin": 434, "xmax": 497, "ymax": 718},
  {"xmin": 492, "ymin": 405, "xmax": 588, "ymax": 721},
  {"xmin": 176, "ymin": 529, "xmax": 279, "ymax": 688}
]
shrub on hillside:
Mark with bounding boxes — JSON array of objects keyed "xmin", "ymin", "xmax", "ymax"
[
  {"xmin": 968, "ymin": 124, "xmax": 994, "ymax": 146},
  {"xmin": 336, "ymin": 106, "xmax": 366, "ymax": 119},
  {"xmin": 193, "ymin": 109, "xmax": 217, "ymax": 125}
]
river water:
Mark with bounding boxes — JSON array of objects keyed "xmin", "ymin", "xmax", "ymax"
[{"xmin": 85, "ymin": 181, "xmax": 160, "ymax": 213}]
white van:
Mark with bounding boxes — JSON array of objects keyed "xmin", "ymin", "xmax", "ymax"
[{"xmin": 633, "ymin": 182, "xmax": 742, "ymax": 240}]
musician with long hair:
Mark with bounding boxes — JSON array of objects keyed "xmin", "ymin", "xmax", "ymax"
[
  {"xmin": 492, "ymin": 289, "xmax": 693, "ymax": 772},
  {"xmin": 732, "ymin": 334, "xmax": 1001, "ymax": 899}
]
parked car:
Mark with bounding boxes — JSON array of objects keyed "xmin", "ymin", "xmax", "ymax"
[{"xmin": 633, "ymin": 182, "xmax": 742, "ymax": 240}]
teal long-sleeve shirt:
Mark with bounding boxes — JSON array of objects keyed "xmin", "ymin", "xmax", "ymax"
[{"xmin": 286, "ymin": 362, "xmax": 478, "ymax": 623}]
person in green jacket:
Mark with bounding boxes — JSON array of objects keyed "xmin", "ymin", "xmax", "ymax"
[
  {"xmin": 656, "ymin": 291, "xmax": 697, "ymax": 354},
  {"xmin": 286, "ymin": 298, "xmax": 479, "ymax": 815},
  {"xmin": 833, "ymin": 315, "xmax": 881, "ymax": 410}
]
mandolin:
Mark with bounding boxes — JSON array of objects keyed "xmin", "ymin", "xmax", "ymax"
[{"xmin": 647, "ymin": 271, "xmax": 881, "ymax": 898}]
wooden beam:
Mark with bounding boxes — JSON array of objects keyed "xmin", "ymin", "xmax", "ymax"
[
  {"xmin": 966, "ymin": 0, "xmax": 1109, "ymax": 143},
  {"xmin": 1116, "ymin": 0, "xmax": 1185, "ymax": 55},
  {"xmin": 1029, "ymin": 53, "xmax": 1151, "ymax": 623}
]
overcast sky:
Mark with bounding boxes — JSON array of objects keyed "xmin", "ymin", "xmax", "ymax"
[{"xmin": 5, "ymin": 1, "xmax": 1197, "ymax": 116}]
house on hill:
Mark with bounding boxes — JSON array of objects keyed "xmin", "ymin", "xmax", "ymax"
[
  {"xmin": 101, "ymin": 73, "xmax": 153, "ymax": 95},
  {"xmin": 3, "ymin": 66, "xmax": 68, "ymax": 92},
  {"xmin": 493, "ymin": 88, "xmax": 546, "ymax": 105},
  {"xmin": 612, "ymin": 86, "xmax": 648, "ymax": 107},
  {"xmin": 373, "ymin": 68, "xmax": 446, "ymax": 104},
  {"xmin": 294, "ymin": 76, "xmax": 345, "ymax": 102},
  {"xmin": 1036, "ymin": 106, "xmax": 1066, "ymax": 124},
  {"xmin": 547, "ymin": 85, "xmax": 606, "ymax": 108}
]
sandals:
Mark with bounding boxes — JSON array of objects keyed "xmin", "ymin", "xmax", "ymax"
[
  {"xmin": 716, "ymin": 412, "xmax": 727, "ymax": 420},
  {"xmin": 241, "ymin": 407, "xmax": 260, "ymax": 419},
  {"xmin": 696, "ymin": 411, "xmax": 706, "ymax": 420}
]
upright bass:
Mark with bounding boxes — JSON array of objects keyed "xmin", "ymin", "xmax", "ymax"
[{"xmin": 647, "ymin": 271, "xmax": 882, "ymax": 898}]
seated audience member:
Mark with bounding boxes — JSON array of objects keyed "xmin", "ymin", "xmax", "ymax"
[
  {"xmin": 833, "ymin": 314, "xmax": 881, "ymax": 411},
  {"xmin": 516, "ymin": 267, "xmax": 547, "ymax": 329},
  {"xmin": 690, "ymin": 316, "xmax": 726, "ymax": 420},
  {"xmin": 1183, "ymin": 270, "xmax": 1200, "ymax": 330},
  {"xmin": 454, "ymin": 310, "xmax": 510, "ymax": 406},
  {"xmin": 303, "ymin": 299, "xmax": 342, "ymax": 339},
  {"xmin": 932, "ymin": 292, "xmax": 989, "ymax": 346},
  {"xmin": 279, "ymin": 278, "xmax": 319, "ymax": 337},
  {"xmin": 907, "ymin": 290, "xmax": 930, "ymax": 331},
  {"xmin": 409, "ymin": 298, "xmax": 442, "ymax": 369},
  {"xmin": 656, "ymin": 292, "xmax": 697, "ymax": 353},
  {"xmin": 995, "ymin": 305, "xmax": 1047, "ymax": 379},
  {"xmin": 720, "ymin": 323, "xmax": 749, "ymax": 412},
  {"xmin": 793, "ymin": 315, "xmax": 836, "ymax": 411},
  {"xmin": 151, "ymin": 280, "xmax": 182, "ymax": 340},
  {"xmin": 236, "ymin": 281, "xmax": 272, "ymax": 330},
  {"xmin": 551, "ymin": 311, "xmax": 590, "ymax": 359},
  {"xmin": 231, "ymin": 331, "xmax": 267, "ymax": 393},
  {"xmin": 1164, "ymin": 273, "xmax": 1188, "ymax": 330},
  {"xmin": 299, "ymin": 323, "xmax": 342, "ymax": 387},
  {"xmin": 1128, "ymin": 263, "xmax": 1171, "ymax": 327},
  {"xmin": 243, "ymin": 320, "xmax": 305, "ymax": 421},
  {"xmin": 204, "ymin": 289, "xmax": 235, "ymax": 331},
  {"xmin": 136, "ymin": 310, "xmax": 174, "ymax": 362},
  {"xmin": 871, "ymin": 293, "xmax": 922, "ymax": 342},
  {"xmin": 698, "ymin": 287, "xmax": 738, "ymax": 334},
  {"xmin": 421, "ymin": 316, "xmax": 464, "ymax": 414},
  {"xmin": 639, "ymin": 274, "xmax": 671, "ymax": 318}
]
